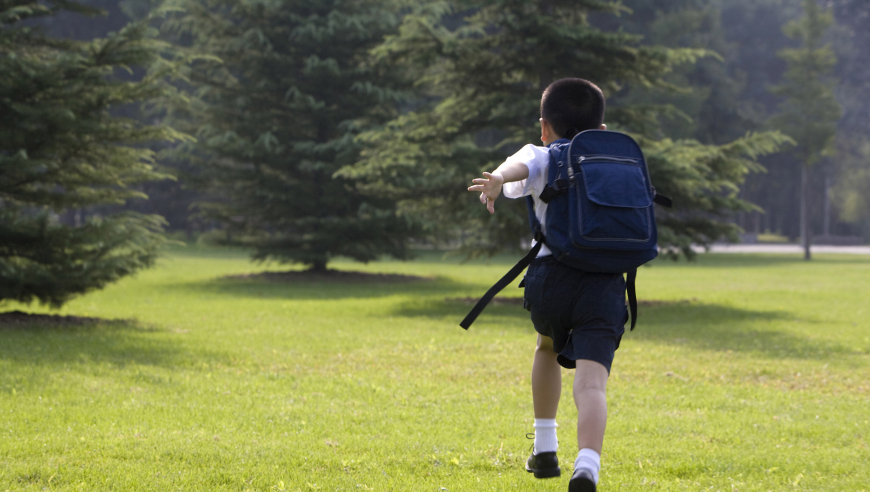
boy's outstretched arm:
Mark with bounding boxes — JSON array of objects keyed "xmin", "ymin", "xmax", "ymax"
[{"xmin": 467, "ymin": 161, "xmax": 529, "ymax": 214}]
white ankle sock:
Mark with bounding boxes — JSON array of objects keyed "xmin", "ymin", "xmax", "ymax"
[
  {"xmin": 533, "ymin": 418, "xmax": 558, "ymax": 454},
  {"xmin": 574, "ymin": 448, "xmax": 601, "ymax": 484}
]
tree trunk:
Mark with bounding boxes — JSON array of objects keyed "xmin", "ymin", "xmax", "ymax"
[
  {"xmin": 823, "ymin": 174, "xmax": 831, "ymax": 236},
  {"xmin": 310, "ymin": 259, "xmax": 328, "ymax": 273},
  {"xmin": 801, "ymin": 164, "xmax": 811, "ymax": 261}
]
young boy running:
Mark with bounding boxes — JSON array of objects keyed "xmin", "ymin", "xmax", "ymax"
[{"xmin": 467, "ymin": 78, "xmax": 624, "ymax": 492}]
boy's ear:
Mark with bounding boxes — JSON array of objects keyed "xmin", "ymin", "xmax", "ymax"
[
  {"xmin": 540, "ymin": 118, "xmax": 552, "ymax": 143},
  {"xmin": 599, "ymin": 123, "xmax": 607, "ymax": 130}
]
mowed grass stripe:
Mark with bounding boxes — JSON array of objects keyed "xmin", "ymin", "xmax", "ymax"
[{"xmin": 1, "ymin": 247, "xmax": 868, "ymax": 491}]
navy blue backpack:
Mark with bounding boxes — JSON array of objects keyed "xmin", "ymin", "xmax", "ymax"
[{"xmin": 460, "ymin": 130, "xmax": 671, "ymax": 330}]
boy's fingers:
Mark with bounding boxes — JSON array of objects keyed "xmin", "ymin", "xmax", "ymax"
[
  {"xmin": 480, "ymin": 192, "xmax": 487, "ymax": 204},
  {"xmin": 487, "ymin": 197, "xmax": 495, "ymax": 214}
]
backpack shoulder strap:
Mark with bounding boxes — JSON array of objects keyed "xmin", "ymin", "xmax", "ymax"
[
  {"xmin": 526, "ymin": 195, "xmax": 540, "ymax": 233},
  {"xmin": 538, "ymin": 140, "xmax": 572, "ymax": 204}
]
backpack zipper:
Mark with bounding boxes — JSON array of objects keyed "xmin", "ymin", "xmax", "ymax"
[
  {"xmin": 568, "ymin": 155, "xmax": 640, "ymax": 183},
  {"xmin": 575, "ymin": 155, "xmax": 639, "ymax": 165}
]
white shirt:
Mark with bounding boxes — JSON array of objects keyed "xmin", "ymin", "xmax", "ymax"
[{"xmin": 502, "ymin": 144, "xmax": 553, "ymax": 257}]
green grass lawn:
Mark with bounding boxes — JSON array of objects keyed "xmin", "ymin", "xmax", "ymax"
[{"xmin": 1, "ymin": 246, "xmax": 869, "ymax": 491}]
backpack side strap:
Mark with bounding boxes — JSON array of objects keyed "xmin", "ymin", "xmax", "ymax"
[
  {"xmin": 626, "ymin": 269, "xmax": 638, "ymax": 331},
  {"xmin": 653, "ymin": 193, "xmax": 673, "ymax": 208}
]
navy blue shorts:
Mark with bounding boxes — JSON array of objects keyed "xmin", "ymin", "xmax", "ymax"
[{"xmin": 522, "ymin": 256, "xmax": 627, "ymax": 372}]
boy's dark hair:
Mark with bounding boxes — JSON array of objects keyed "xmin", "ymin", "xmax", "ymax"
[{"xmin": 540, "ymin": 78, "xmax": 606, "ymax": 139}]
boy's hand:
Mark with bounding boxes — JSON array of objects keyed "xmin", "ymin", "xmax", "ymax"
[{"xmin": 468, "ymin": 171, "xmax": 504, "ymax": 214}]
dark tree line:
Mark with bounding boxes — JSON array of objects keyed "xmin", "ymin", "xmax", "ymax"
[{"xmin": 1, "ymin": 0, "xmax": 865, "ymax": 307}]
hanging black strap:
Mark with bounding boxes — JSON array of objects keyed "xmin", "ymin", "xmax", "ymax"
[
  {"xmin": 460, "ymin": 195, "xmax": 545, "ymax": 330},
  {"xmin": 459, "ymin": 240, "xmax": 542, "ymax": 330},
  {"xmin": 626, "ymin": 269, "xmax": 638, "ymax": 331}
]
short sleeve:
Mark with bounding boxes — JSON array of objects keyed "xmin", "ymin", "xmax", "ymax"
[{"xmin": 502, "ymin": 144, "xmax": 550, "ymax": 199}]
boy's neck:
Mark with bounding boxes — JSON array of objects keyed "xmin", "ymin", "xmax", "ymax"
[
  {"xmin": 542, "ymin": 135, "xmax": 563, "ymax": 146},
  {"xmin": 540, "ymin": 120, "xmax": 608, "ymax": 146}
]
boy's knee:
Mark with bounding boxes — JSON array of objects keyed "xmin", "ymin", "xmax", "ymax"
[
  {"xmin": 536, "ymin": 334, "xmax": 554, "ymax": 351},
  {"xmin": 573, "ymin": 359, "xmax": 609, "ymax": 392}
]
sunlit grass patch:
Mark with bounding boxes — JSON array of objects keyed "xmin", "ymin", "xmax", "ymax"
[{"xmin": 1, "ymin": 246, "xmax": 868, "ymax": 491}]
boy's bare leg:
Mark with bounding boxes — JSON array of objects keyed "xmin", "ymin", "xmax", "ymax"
[
  {"xmin": 568, "ymin": 359, "xmax": 608, "ymax": 488},
  {"xmin": 532, "ymin": 334, "xmax": 561, "ymax": 418},
  {"xmin": 527, "ymin": 334, "xmax": 562, "ymax": 477},
  {"xmin": 573, "ymin": 359, "xmax": 609, "ymax": 453}
]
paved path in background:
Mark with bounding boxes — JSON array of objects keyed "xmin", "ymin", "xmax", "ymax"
[{"xmin": 696, "ymin": 244, "xmax": 870, "ymax": 255}]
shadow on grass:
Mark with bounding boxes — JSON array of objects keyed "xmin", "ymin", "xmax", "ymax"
[
  {"xmin": 628, "ymin": 302, "xmax": 851, "ymax": 361},
  {"xmin": 0, "ymin": 318, "xmax": 211, "ymax": 369},
  {"xmin": 393, "ymin": 296, "xmax": 526, "ymax": 320},
  {"xmin": 163, "ymin": 274, "xmax": 468, "ymax": 301},
  {"xmin": 397, "ymin": 297, "xmax": 851, "ymax": 361}
]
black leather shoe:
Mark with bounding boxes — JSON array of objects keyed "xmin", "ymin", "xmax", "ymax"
[
  {"xmin": 525, "ymin": 451, "xmax": 561, "ymax": 478},
  {"xmin": 568, "ymin": 469, "xmax": 596, "ymax": 492}
]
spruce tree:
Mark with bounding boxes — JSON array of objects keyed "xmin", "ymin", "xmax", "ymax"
[
  {"xmin": 0, "ymin": 1, "xmax": 185, "ymax": 308},
  {"xmin": 340, "ymin": 0, "xmax": 791, "ymax": 259},
  {"xmin": 769, "ymin": 0, "xmax": 841, "ymax": 260},
  {"xmin": 161, "ymin": 0, "xmax": 419, "ymax": 272}
]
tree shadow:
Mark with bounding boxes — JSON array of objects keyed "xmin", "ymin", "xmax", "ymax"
[
  {"xmin": 0, "ymin": 317, "xmax": 214, "ymax": 369},
  {"xmin": 393, "ymin": 296, "xmax": 532, "ymax": 330},
  {"xmin": 162, "ymin": 272, "xmax": 468, "ymax": 301},
  {"xmin": 631, "ymin": 302, "xmax": 851, "ymax": 360},
  {"xmin": 395, "ymin": 297, "xmax": 851, "ymax": 361}
]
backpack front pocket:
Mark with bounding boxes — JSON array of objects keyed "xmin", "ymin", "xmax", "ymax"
[{"xmin": 570, "ymin": 159, "xmax": 652, "ymax": 244}]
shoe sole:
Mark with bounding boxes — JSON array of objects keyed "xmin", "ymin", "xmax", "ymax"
[
  {"xmin": 568, "ymin": 476, "xmax": 596, "ymax": 492},
  {"xmin": 525, "ymin": 466, "xmax": 561, "ymax": 479}
]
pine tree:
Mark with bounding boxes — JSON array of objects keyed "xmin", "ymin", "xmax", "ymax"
[
  {"xmin": 340, "ymin": 0, "xmax": 791, "ymax": 259},
  {"xmin": 161, "ymin": 0, "xmax": 420, "ymax": 272},
  {"xmin": 769, "ymin": 0, "xmax": 841, "ymax": 260},
  {"xmin": 0, "ymin": 1, "xmax": 186, "ymax": 308}
]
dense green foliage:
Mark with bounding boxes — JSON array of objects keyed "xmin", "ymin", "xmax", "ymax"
[
  {"xmin": 3, "ymin": 0, "xmax": 865, "ymax": 282},
  {"xmin": 0, "ymin": 0, "xmax": 186, "ymax": 307},
  {"xmin": 339, "ymin": 0, "xmax": 790, "ymax": 259},
  {"xmin": 161, "ymin": 0, "xmax": 420, "ymax": 271},
  {"xmin": 2, "ymin": 248, "xmax": 869, "ymax": 490}
]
